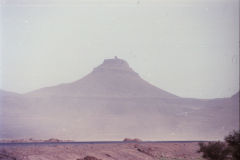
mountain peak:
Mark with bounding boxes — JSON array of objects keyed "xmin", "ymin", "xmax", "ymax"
[{"xmin": 93, "ymin": 57, "xmax": 136, "ymax": 75}]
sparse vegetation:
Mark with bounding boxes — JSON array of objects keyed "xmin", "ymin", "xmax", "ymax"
[
  {"xmin": 225, "ymin": 130, "xmax": 240, "ymax": 160},
  {"xmin": 198, "ymin": 130, "xmax": 240, "ymax": 160},
  {"xmin": 198, "ymin": 141, "xmax": 230, "ymax": 160}
]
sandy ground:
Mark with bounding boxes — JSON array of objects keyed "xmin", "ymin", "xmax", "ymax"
[{"xmin": 0, "ymin": 142, "xmax": 204, "ymax": 160}]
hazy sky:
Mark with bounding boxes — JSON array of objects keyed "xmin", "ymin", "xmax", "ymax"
[{"xmin": 0, "ymin": 0, "xmax": 239, "ymax": 98}]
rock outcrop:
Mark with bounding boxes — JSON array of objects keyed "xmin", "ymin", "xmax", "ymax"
[
  {"xmin": 123, "ymin": 138, "xmax": 142, "ymax": 142},
  {"xmin": 77, "ymin": 156, "xmax": 101, "ymax": 160}
]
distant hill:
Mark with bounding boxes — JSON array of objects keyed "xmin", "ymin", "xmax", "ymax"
[
  {"xmin": 231, "ymin": 91, "xmax": 239, "ymax": 100},
  {"xmin": 0, "ymin": 57, "xmax": 239, "ymax": 141},
  {"xmin": 0, "ymin": 89, "xmax": 20, "ymax": 97}
]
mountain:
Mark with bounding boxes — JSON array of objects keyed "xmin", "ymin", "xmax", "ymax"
[
  {"xmin": 27, "ymin": 57, "xmax": 177, "ymax": 98},
  {"xmin": 0, "ymin": 57, "xmax": 239, "ymax": 141}
]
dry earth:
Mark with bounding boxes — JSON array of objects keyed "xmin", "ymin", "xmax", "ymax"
[{"xmin": 0, "ymin": 142, "xmax": 204, "ymax": 160}]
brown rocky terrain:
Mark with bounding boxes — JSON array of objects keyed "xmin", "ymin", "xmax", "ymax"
[{"xmin": 0, "ymin": 142, "xmax": 204, "ymax": 160}]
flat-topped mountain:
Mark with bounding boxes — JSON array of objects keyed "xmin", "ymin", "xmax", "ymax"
[
  {"xmin": 93, "ymin": 56, "xmax": 136, "ymax": 73},
  {"xmin": 27, "ymin": 57, "xmax": 177, "ymax": 98},
  {"xmin": 0, "ymin": 57, "xmax": 239, "ymax": 141}
]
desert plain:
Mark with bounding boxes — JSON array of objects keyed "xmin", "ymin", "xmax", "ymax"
[{"xmin": 0, "ymin": 141, "xmax": 204, "ymax": 160}]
